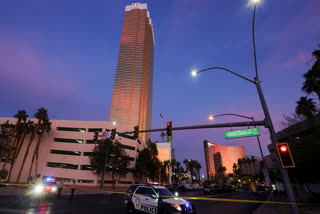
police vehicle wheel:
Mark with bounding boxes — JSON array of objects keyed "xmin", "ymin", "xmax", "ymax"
[{"xmin": 127, "ymin": 203, "xmax": 135, "ymax": 214}]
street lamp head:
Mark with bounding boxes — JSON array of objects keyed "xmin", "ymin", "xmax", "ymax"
[
  {"xmin": 191, "ymin": 70, "xmax": 198, "ymax": 77},
  {"xmin": 209, "ymin": 115, "xmax": 214, "ymax": 120},
  {"xmin": 113, "ymin": 121, "xmax": 116, "ymax": 126},
  {"xmin": 251, "ymin": 0, "xmax": 260, "ymax": 4}
]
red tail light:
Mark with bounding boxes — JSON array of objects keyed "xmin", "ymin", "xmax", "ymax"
[{"xmin": 45, "ymin": 186, "xmax": 51, "ymax": 192}]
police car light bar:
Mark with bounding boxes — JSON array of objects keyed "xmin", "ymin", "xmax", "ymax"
[{"xmin": 45, "ymin": 177, "xmax": 55, "ymax": 182}]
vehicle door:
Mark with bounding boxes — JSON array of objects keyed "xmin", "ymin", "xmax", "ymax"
[
  {"xmin": 140, "ymin": 187, "xmax": 158, "ymax": 214},
  {"xmin": 133, "ymin": 187, "xmax": 158, "ymax": 214}
]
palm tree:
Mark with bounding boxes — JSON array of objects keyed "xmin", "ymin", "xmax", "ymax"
[
  {"xmin": 160, "ymin": 132, "xmax": 166, "ymax": 142},
  {"xmin": 237, "ymin": 158, "xmax": 242, "ymax": 175},
  {"xmin": 250, "ymin": 156, "xmax": 257, "ymax": 176},
  {"xmin": 302, "ymin": 47, "xmax": 320, "ymax": 100},
  {"xmin": 296, "ymin": 96, "xmax": 318, "ymax": 119},
  {"xmin": 34, "ymin": 119, "xmax": 51, "ymax": 177},
  {"xmin": 175, "ymin": 161, "xmax": 181, "ymax": 183},
  {"xmin": 163, "ymin": 160, "xmax": 171, "ymax": 184},
  {"xmin": 16, "ymin": 107, "xmax": 48, "ymax": 183},
  {"xmin": 0, "ymin": 110, "xmax": 28, "ymax": 163},
  {"xmin": 233, "ymin": 163, "xmax": 237, "ymax": 175},
  {"xmin": 170, "ymin": 159, "xmax": 176, "ymax": 183},
  {"xmin": 6, "ymin": 121, "xmax": 34, "ymax": 183},
  {"xmin": 2, "ymin": 122, "xmax": 24, "ymax": 169}
]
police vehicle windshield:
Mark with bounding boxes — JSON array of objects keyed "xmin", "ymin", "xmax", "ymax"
[{"xmin": 155, "ymin": 188, "xmax": 174, "ymax": 197}]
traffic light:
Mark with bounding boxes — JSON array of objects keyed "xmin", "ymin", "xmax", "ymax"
[
  {"xmin": 111, "ymin": 128, "xmax": 116, "ymax": 140},
  {"xmin": 93, "ymin": 131, "xmax": 99, "ymax": 142},
  {"xmin": 166, "ymin": 121, "xmax": 172, "ymax": 137},
  {"xmin": 276, "ymin": 143, "xmax": 295, "ymax": 168},
  {"xmin": 133, "ymin": 126, "xmax": 139, "ymax": 139}
]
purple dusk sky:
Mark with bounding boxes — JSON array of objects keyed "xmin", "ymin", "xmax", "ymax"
[{"xmin": 0, "ymin": 0, "xmax": 319, "ymax": 175}]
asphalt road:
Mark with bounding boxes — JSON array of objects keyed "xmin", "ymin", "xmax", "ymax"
[{"xmin": 0, "ymin": 191, "xmax": 266, "ymax": 214}]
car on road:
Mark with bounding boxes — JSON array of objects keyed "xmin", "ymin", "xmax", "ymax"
[
  {"xmin": 222, "ymin": 185, "xmax": 235, "ymax": 193},
  {"xmin": 172, "ymin": 184, "xmax": 185, "ymax": 192},
  {"xmin": 32, "ymin": 177, "xmax": 58, "ymax": 197},
  {"xmin": 254, "ymin": 185, "xmax": 267, "ymax": 196},
  {"xmin": 202, "ymin": 181, "xmax": 214, "ymax": 195},
  {"xmin": 213, "ymin": 185, "xmax": 223, "ymax": 194},
  {"xmin": 183, "ymin": 184, "xmax": 193, "ymax": 191},
  {"xmin": 124, "ymin": 184, "xmax": 196, "ymax": 214}
]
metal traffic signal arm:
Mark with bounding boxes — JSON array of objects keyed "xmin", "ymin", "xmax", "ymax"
[{"xmin": 121, "ymin": 120, "xmax": 266, "ymax": 135}]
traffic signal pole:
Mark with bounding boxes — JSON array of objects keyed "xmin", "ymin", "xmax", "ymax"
[
  {"xmin": 121, "ymin": 120, "xmax": 266, "ymax": 134},
  {"xmin": 255, "ymin": 81, "xmax": 299, "ymax": 214}
]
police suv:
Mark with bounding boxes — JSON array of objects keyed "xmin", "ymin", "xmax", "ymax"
[{"xmin": 124, "ymin": 183, "xmax": 196, "ymax": 214}]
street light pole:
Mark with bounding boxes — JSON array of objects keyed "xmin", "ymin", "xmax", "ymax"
[{"xmin": 251, "ymin": 2, "xmax": 297, "ymax": 212}]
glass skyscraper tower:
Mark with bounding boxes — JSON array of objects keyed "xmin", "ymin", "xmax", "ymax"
[{"xmin": 109, "ymin": 3, "xmax": 154, "ymax": 142}]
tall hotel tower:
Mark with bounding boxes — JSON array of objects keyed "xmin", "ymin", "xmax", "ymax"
[{"xmin": 109, "ymin": 3, "xmax": 154, "ymax": 142}]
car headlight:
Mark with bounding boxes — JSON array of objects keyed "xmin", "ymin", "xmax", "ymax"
[
  {"xmin": 34, "ymin": 185, "xmax": 44, "ymax": 193},
  {"xmin": 171, "ymin": 204, "xmax": 182, "ymax": 212},
  {"xmin": 51, "ymin": 186, "xmax": 57, "ymax": 192}
]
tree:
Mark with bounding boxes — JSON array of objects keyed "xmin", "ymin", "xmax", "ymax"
[
  {"xmin": 237, "ymin": 158, "xmax": 242, "ymax": 175},
  {"xmin": 6, "ymin": 120, "xmax": 35, "ymax": 183},
  {"xmin": 31, "ymin": 119, "xmax": 51, "ymax": 178},
  {"xmin": 16, "ymin": 107, "xmax": 47, "ymax": 183},
  {"xmin": 295, "ymin": 96, "xmax": 318, "ymax": 119},
  {"xmin": 134, "ymin": 140, "xmax": 161, "ymax": 183},
  {"xmin": 163, "ymin": 160, "xmax": 171, "ymax": 184},
  {"xmin": 160, "ymin": 132, "xmax": 166, "ymax": 142},
  {"xmin": 280, "ymin": 113, "xmax": 305, "ymax": 129},
  {"xmin": 302, "ymin": 45, "xmax": 320, "ymax": 100},
  {"xmin": 27, "ymin": 108, "xmax": 49, "ymax": 182},
  {"xmin": 90, "ymin": 138, "xmax": 112, "ymax": 188},
  {"xmin": 104, "ymin": 141, "xmax": 131, "ymax": 190},
  {"xmin": 250, "ymin": 156, "xmax": 256, "ymax": 176},
  {"xmin": 170, "ymin": 159, "xmax": 176, "ymax": 183},
  {"xmin": 233, "ymin": 163, "xmax": 237, "ymax": 175},
  {"xmin": 0, "ymin": 121, "xmax": 15, "ymax": 161},
  {"xmin": 0, "ymin": 110, "xmax": 28, "ymax": 163}
]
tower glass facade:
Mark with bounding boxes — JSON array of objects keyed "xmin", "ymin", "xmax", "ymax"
[
  {"xmin": 203, "ymin": 140, "xmax": 246, "ymax": 179},
  {"xmin": 109, "ymin": 3, "xmax": 154, "ymax": 142}
]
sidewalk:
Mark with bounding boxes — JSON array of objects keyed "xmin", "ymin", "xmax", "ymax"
[{"xmin": 252, "ymin": 193, "xmax": 320, "ymax": 214}]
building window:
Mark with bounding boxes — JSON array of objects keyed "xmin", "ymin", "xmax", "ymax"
[
  {"xmin": 57, "ymin": 127, "xmax": 86, "ymax": 132},
  {"xmin": 86, "ymin": 140, "xmax": 95, "ymax": 144},
  {"xmin": 118, "ymin": 181, "xmax": 133, "ymax": 184},
  {"xmin": 98, "ymin": 180, "xmax": 112, "ymax": 184},
  {"xmin": 128, "ymin": 157, "xmax": 134, "ymax": 161},
  {"xmin": 54, "ymin": 138, "xmax": 83, "ymax": 144},
  {"xmin": 83, "ymin": 152, "xmax": 94, "ymax": 156},
  {"xmin": 50, "ymin": 150, "xmax": 81, "ymax": 156},
  {"xmin": 77, "ymin": 179, "xmax": 94, "ymax": 184},
  {"xmin": 137, "ymin": 149, "xmax": 140, "ymax": 153},
  {"xmin": 47, "ymin": 162, "xmax": 78, "ymax": 170},
  {"xmin": 88, "ymin": 128, "xmax": 103, "ymax": 132},
  {"xmin": 119, "ymin": 144, "xmax": 135, "ymax": 151},
  {"xmin": 137, "ymin": 139, "xmax": 142, "ymax": 145},
  {"xmin": 80, "ymin": 165, "xmax": 93, "ymax": 170}
]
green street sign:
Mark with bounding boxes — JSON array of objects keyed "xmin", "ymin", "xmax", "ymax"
[{"xmin": 225, "ymin": 128, "xmax": 260, "ymax": 139}]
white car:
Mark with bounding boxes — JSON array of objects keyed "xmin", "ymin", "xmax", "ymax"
[{"xmin": 124, "ymin": 184, "xmax": 196, "ymax": 214}]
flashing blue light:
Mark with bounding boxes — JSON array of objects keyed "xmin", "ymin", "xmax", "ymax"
[
  {"xmin": 185, "ymin": 203, "xmax": 190, "ymax": 208},
  {"xmin": 45, "ymin": 177, "xmax": 55, "ymax": 182},
  {"xmin": 153, "ymin": 182, "xmax": 158, "ymax": 185}
]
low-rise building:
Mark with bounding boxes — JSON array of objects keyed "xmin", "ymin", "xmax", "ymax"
[{"xmin": 0, "ymin": 118, "xmax": 145, "ymax": 186}]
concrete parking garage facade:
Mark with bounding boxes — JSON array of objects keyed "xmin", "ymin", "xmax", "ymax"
[{"xmin": 0, "ymin": 118, "xmax": 145, "ymax": 186}]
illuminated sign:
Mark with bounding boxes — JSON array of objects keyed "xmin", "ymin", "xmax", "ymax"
[{"xmin": 224, "ymin": 128, "xmax": 260, "ymax": 139}]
